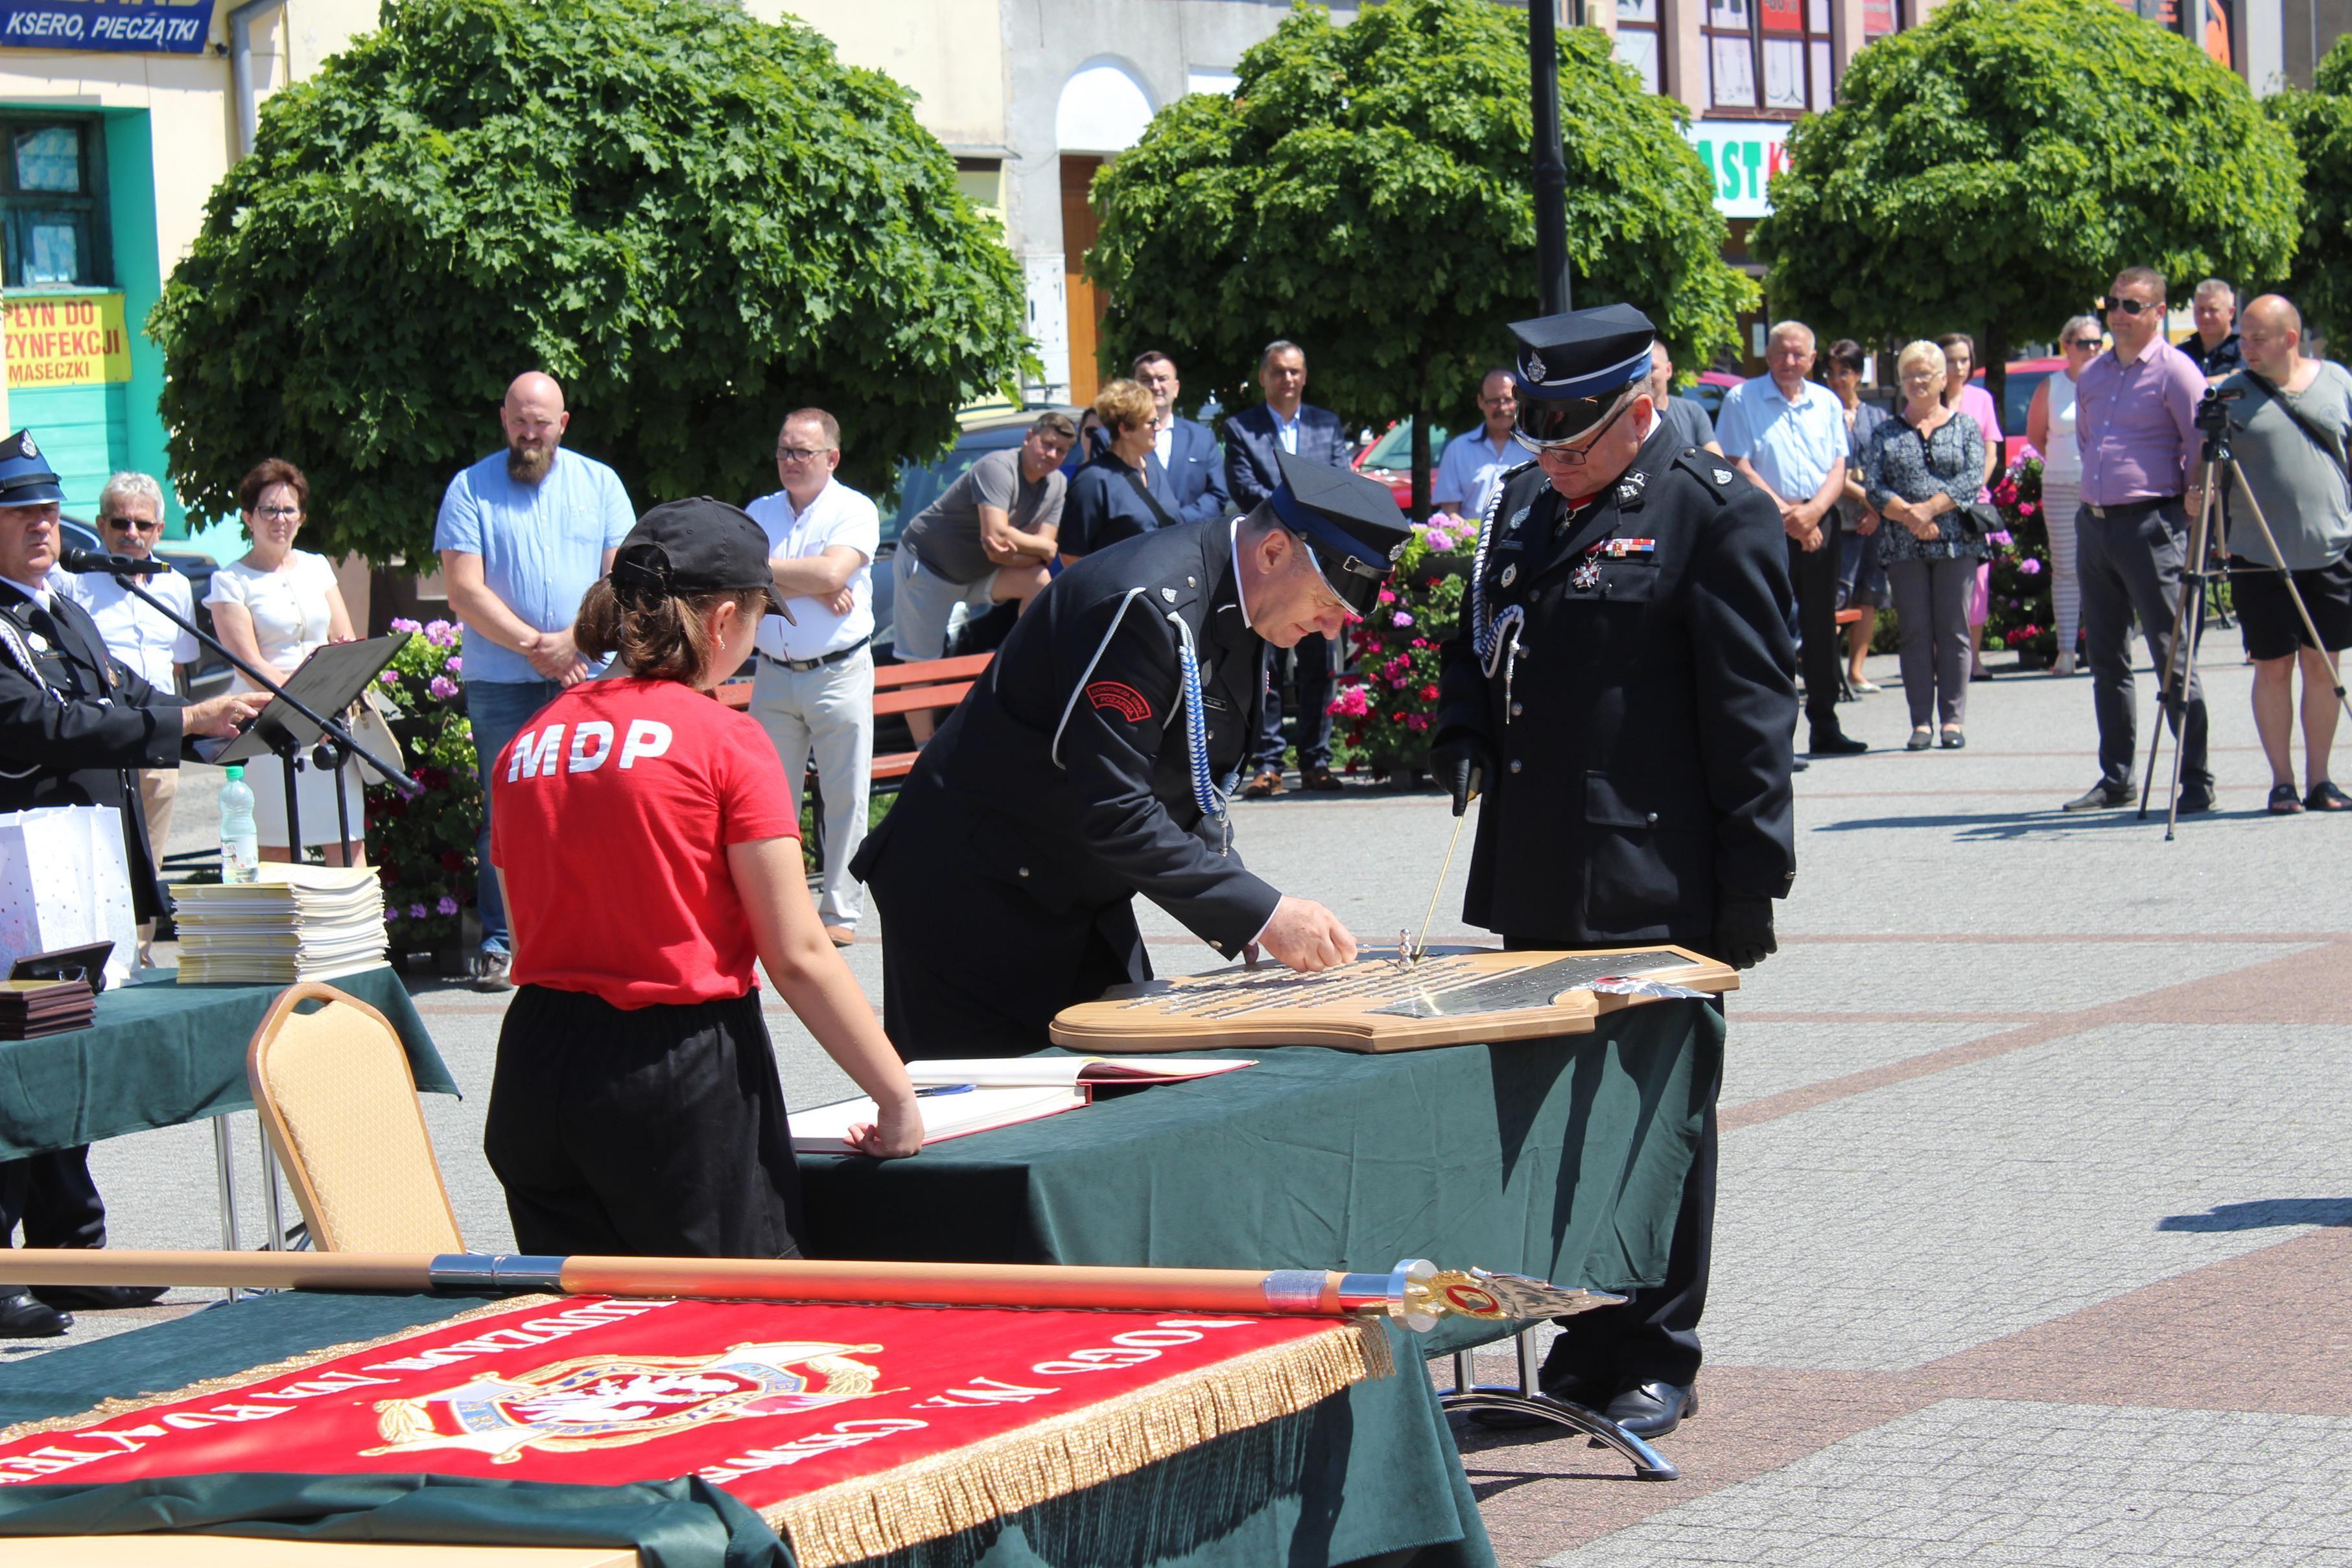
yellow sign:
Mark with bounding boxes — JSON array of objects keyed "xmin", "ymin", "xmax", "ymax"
[{"xmin": 4, "ymin": 292, "xmax": 133, "ymax": 389}]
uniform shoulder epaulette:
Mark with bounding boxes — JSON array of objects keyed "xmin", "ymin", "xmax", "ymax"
[{"xmin": 1672, "ymin": 447, "xmax": 1745, "ymax": 503}]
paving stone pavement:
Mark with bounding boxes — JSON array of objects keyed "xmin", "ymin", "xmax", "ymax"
[{"xmin": 11, "ymin": 642, "xmax": 2352, "ymax": 1565}]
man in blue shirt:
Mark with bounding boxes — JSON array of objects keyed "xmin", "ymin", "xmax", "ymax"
[
  {"xmin": 434, "ymin": 371, "xmax": 636, "ymax": 989},
  {"xmin": 1433, "ymin": 368, "xmax": 1520, "ymax": 522},
  {"xmin": 1717, "ymin": 324, "xmax": 1866, "ymax": 756}
]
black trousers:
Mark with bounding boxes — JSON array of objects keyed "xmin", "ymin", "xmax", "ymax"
[
  {"xmin": 1507, "ymin": 934, "xmax": 1719, "ymax": 1390},
  {"xmin": 0, "ymin": 1147, "xmax": 108, "ymax": 1296},
  {"xmin": 483, "ymin": 985, "xmax": 805, "ymax": 1259},
  {"xmin": 1249, "ymin": 633, "xmax": 1335, "ymax": 771},
  {"xmin": 1791, "ymin": 511, "xmax": 1844, "ymax": 731}
]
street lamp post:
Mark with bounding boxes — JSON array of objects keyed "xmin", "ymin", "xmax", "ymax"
[{"xmin": 1530, "ymin": 0, "xmax": 1573, "ymax": 314}]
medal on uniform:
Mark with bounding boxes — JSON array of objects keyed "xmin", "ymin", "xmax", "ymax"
[{"xmin": 1571, "ymin": 552, "xmax": 1604, "ymax": 592}]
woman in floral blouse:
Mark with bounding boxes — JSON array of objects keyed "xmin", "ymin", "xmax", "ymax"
[{"xmin": 1864, "ymin": 341, "xmax": 1988, "ymax": 750}]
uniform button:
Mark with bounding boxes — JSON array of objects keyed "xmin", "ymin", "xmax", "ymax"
[
  {"xmin": 1509, "ymin": 701, "xmax": 1523, "ymax": 718},
  {"xmin": 1509, "ymin": 760, "xmax": 1523, "ymax": 774},
  {"xmin": 1017, "ymin": 867, "xmax": 1030, "ymax": 878},
  {"xmin": 1646, "ymin": 812, "xmax": 1659, "ymax": 825}
]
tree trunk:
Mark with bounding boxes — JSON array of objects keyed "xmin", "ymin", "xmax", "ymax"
[
  {"xmin": 1409, "ymin": 352, "xmax": 1433, "ymax": 519},
  {"xmin": 1982, "ymin": 320, "xmax": 2011, "ymax": 463}
]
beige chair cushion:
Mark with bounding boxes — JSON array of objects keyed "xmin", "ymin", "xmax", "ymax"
[{"xmin": 250, "ymin": 987, "xmax": 463, "ymax": 1254}]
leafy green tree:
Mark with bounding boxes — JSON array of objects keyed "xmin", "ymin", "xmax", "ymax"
[
  {"xmin": 1086, "ymin": 0, "xmax": 1754, "ymax": 517},
  {"xmin": 1754, "ymin": 0, "xmax": 2299, "ymax": 410},
  {"xmin": 150, "ymin": 0, "xmax": 1029, "ymax": 565},
  {"xmin": 2270, "ymin": 38, "xmax": 2352, "ymax": 344}
]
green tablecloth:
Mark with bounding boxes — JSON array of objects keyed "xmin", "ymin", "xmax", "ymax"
[
  {"xmin": 798, "ymin": 1000, "xmax": 1722, "ymax": 1351},
  {"xmin": 0, "ymin": 967, "xmax": 454, "ymax": 1159},
  {"xmin": 0, "ymin": 1290, "xmax": 1494, "ymax": 1568}
]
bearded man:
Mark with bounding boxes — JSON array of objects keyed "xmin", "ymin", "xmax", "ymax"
[{"xmin": 435, "ymin": 371, "xmax": 637, "ymax": 989}]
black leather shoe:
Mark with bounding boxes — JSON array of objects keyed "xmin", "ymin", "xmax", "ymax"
[
  {"xmin": 30, "ymin": 1283, "xmax": 167, "ymax": 1311},
  {"xmin": 2177, "ymin": 781, "xmax": 2215, "ymax": 815},
  {"xmin": 1808, "ymin": 728, "xmax": 1868, "ymax": 756},
  {"xmin": 1603, "ymin": 1379, "xmax": 1697, "ymax": 1439},
  {"xmin": 0, "ymin": 1292, "xmax": 71, "ymax": 1338}
]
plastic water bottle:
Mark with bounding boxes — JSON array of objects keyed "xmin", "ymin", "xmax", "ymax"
[{"xmin": 219, "ymin": 765, "xmax": 259, "ymax": 884}]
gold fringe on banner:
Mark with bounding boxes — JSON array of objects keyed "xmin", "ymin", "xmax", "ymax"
[
  {"xmin": 770, "ymin": 1317, "xmax": 1394, "ymax": 1568},
  {"xmin": 0, "ymin": 1296, "xmax": 563, "ymax": 1447}
]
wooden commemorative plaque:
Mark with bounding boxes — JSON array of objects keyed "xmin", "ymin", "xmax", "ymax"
[{"xmin": 1048, "ymin": 944, "xmax": 1737, "ymax": 1053}]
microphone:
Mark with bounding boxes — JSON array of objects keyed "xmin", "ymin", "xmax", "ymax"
[{"xmin": 60, "ymin": 547, "xmax": 169, "ymax": 578}]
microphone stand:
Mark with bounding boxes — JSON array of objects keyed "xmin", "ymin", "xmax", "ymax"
[{"xmin": 78, "ymin": 561, "xmax": 422, "ymax": 834}]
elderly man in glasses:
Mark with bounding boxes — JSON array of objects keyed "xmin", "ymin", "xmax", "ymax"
[
  {"xmin": 1429, "ymin": 303, "xmax": 1797, "ymax": 1443},
  {"xmin": 58, "ymin": 473, "xmax": 199, "ymax": 966},
  {"xmin": 2064, "ymin": 265, "xmax": 2215, "ymax": 814}
]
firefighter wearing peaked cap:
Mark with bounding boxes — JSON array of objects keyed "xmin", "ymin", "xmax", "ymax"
[
  {"xmin": 1429, "ymin": 305, "xmax": 1799, "ymax": 1441},
  {"xmin": 853, "ymin": 450, "xmax": 1411, "ymax": 1059},
  {"xmin": 0, "ymin": 430, "xmax": 268, "ymax": 1339}
]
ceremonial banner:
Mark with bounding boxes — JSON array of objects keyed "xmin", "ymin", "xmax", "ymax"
[{"xmin": 0, "ymin": 1296, "xmax": 1388, "ymax": 1567}]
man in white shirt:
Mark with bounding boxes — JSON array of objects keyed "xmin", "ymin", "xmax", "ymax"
[
  {"xmin": 1717, "ymin": 322, "xmax": 1865, "ymax": 757},
  {"xmin": 747, "ymin": 408, "xmax": 880, "ymax": 946},
  {"xmin": 58, "ymin": 471, "xmax": 199, "ymax": 965},
  {"xmin": 1433, "ymin": 368, "xmax": 1521, "ymax": 520}
]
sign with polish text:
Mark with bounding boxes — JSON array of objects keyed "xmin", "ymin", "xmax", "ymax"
[
  {"xmin": 1, "ymin": 0, "xmax": 216, "ymax": 54},
  {"xmin": 4, "ymin": 294, "xmax": 134, "ymax": 389}
]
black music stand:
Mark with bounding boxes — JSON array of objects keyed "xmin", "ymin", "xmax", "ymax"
[{"xmin": 211, "ymin": 636, "xmax": 406, "ymax": 858}]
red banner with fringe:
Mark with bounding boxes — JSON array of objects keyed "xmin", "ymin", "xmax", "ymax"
[{"xmin": 0, "ymin": 1296, "xmax": 1389, "ymax": 1565}]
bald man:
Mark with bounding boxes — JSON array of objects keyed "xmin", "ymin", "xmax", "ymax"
[{"xmin": 436, "ymin": 371, "xmax": 638, "ymax": 989}]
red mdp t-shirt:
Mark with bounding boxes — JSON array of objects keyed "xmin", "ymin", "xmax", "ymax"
[{"xmin": 490, "ymin": 678, "xmax": 799, "ymax": 1009}]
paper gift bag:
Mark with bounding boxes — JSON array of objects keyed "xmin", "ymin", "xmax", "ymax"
[{"xmin": 0, "ymin": 804, "xmax": 138, "ymax": 986}]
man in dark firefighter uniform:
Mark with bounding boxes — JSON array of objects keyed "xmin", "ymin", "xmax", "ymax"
[
  {"xmin": 1431, "ymin": 305, "xmax": 1798, "ymax": 1438},
  {"xmin": 855, "ymin": 451, "xmax": 1411, "ymax": 1057}
]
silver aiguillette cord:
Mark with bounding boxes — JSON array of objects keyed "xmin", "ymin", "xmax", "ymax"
[{"xmin": 1404, "ymin": 808, "xmax": 1469, "ymax": 966}]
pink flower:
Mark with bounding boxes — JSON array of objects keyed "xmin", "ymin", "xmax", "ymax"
[
  {"xmin": 1328, "ymin": 686, "xmax": 1370, "ymax": 718},
  {"xmin": 1378, "ymin": 589, "xmax": 1397, "ymax": 605},
  {"xmin": 1405, "ymin": 714, "xmax": 1429, "ymax": 731},
  {"xmin": 408, "ymin": 902, "xmax": 429, "ymax": 920},
  {"xmin": 429, "ymin": 675, "xmax": 460, "ymax": 701},
  {"xmin": 446, "ymin": 657, "xmax": 462, "ymax": 674},
  {"xmin": 1392, "ymin": 611, "xmax": 1414, "ymax": 628},
  {"xmin": 424, "ymin": 620, "xmax": 458, "ymax": 647},
  {"xmin": 389, "ymin": 617, "xmax": 423, "ymax": 635},
  {"xmin": 377, "ymin": 668, "xmax": 401, "ymax": 686},
  {"xmin": 2018, "ymin": 502, "xmax": 2037, "ymax": 517},
  {"xmin": 2019, "ymin": 558, "xmax": 2042, "ymax": 576}
]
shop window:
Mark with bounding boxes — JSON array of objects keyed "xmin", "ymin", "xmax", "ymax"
[
  {"xmin": 1707, "ymin": 0, "xmax": 1835, "ymax": 117},
  {"xmin": 1616, "ymin": 0, "xmax": 1664, "ymax": 94},
  {"xmin": 1, "ymin": 119, "xmax": 108, "ymax": 290}
]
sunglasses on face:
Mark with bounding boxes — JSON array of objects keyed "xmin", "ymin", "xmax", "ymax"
[
  {"xmin": 2107, "ymin": 298, "xmax": 2159, "ymax": 317},
  {"xmin": 2067, "ymin": 338, "xmax": 2103, "ymax": 350},
  {"xmin": 102, "ymin": 516, "xmax": 162, "ymax": 532}
]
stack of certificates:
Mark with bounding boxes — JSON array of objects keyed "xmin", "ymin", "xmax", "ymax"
[
  {"xmin": 0, "ymin": 977, "xmax": 95, "ymax": 1039},
  {"xmin": 170, "ymin": 865, "xmax": 390, "ymax": 985}
]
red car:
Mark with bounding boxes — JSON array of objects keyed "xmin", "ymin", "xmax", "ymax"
[{"xmin": 1352, "ymin": 419, "xmax": 1446, "ymax": 511}]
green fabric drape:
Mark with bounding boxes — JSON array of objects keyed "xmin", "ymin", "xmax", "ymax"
[{"xmin": 0, "ymin": 966, "xmax": 454, "ymax": 1158}]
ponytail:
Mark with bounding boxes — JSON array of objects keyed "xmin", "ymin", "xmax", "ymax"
[{"xmin": 575, "ymin": 578, "xmax": 766, "ymax": 685}]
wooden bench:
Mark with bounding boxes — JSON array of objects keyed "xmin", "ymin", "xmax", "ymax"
[{"xmin": 716, "ymin": 650, "xmax": 990, "ymax": 789}]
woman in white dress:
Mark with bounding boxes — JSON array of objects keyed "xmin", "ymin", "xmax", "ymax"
[
  {"xmin": 2027, "ymin": 316, "xmax": 2104, "ymax": 677},
  {"xmin": 203, "ymin": 458, "xmax": 366, "ymax": 863}
]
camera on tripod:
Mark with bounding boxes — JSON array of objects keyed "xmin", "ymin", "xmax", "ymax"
[{"xmin": 2194, "ymin": 384, "xmax": 2243, "ymax": 435}]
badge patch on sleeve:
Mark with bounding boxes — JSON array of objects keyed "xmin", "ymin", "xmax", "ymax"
[{"xmin": 1086, "ymin": 681, "xmax": 1153, "ymax": 723}]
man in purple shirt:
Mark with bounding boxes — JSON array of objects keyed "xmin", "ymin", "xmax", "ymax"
[{"xmin": 2066, "ymin": 265, "xmax": 2214, "ymax": 813}]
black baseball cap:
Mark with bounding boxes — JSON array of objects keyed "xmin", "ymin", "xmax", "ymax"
[
  {"xmin": 611, "ymin": 497, "xmax": 792, "ymax": 622},
  {"xmin": 1267, "ymin": 449, "xmax": 1412, "ymax": 618}
]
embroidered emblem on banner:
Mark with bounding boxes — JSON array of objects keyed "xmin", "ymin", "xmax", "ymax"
[
  {"xmin": 364, "ymin": 1340, "xmax": 882, "ymax": 1464},
  {"xmin": 1085, "ymin": 681, "xmax": 1153, "ymax": 723}
]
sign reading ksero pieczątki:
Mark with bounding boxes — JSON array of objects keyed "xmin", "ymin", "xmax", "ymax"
[
  {"xmin": 1683, "ymin": 123, "xmax": 1792, "ymax": 220},
  {"xmin": 1, "ymin": 0, "xmax": 217, "ymax": 54}
]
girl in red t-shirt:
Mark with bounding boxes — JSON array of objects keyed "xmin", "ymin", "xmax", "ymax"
[{"xmin": 484, "ymin": 499, "xmax": 920, "ymax": 1259}]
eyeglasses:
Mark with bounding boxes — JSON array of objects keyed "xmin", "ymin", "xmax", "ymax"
[
  {"xmin": 775, "ymin": 447, "xmax": 834, "ymax": 463},
  {"xmin": 1516, "ymin": 393, "xmax": 1637, "ymax": 462},
  {"xmin": 254, "ymin": 506, "xmax": 301, "ymax": 521},
  {"xmin": 102, "ymin": 516, "xmax": 163, "ymax": 532},
  {"xmin": 2106, "ymin": 298, "xmax": 2159, "ymax": 317},
  {"xmin": 2067, "ymin": 338, "xmax": 2103, "ymax": 350}
]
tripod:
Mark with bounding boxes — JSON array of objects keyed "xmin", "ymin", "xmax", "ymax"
[{"xmin": 2139, "ymin": 399, "xmax": 2352, "ymax": 838}]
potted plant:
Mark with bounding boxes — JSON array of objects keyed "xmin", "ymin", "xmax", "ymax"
[
  {"xmin": 1328, "ymin": 517, "xmax": 1476, "ymax": 784},
  {"xmin": 364, "ymin": 618, "xmax": 482, "ymax": 976}
]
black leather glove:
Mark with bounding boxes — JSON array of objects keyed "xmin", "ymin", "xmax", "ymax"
[
  {"xmin": 1428, "ymin": 735, "xmax": 1492, "ymax": 819},
  {"xmin": 1712, "ymin": 895, "xmax": 1777, "ymax": 970}
]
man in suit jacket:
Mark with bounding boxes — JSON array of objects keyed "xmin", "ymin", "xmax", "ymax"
[
  {"xmin": 1132, "ymin": 352, "xmax": 1231, "ymax": 527},
  {"xmin": 1222, "ymin": 341, "xmax": 1356, "ymax": 796},
  {"xmin": 0, "ymin": 430, "xmax": 265, "ymax": 1339}
]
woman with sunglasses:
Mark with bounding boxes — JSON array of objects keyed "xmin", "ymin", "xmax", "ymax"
[
  {"xmin": 1865, "ymin": 342, "xmax": 1989, "ymax": 749},
  {"xmin": 2027, "ymin": 316, "xmax": 2105, "ymax": 675},
  {"xmin": 202, "ymin": 458, "xmax": 365, "ymax": 865}
]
